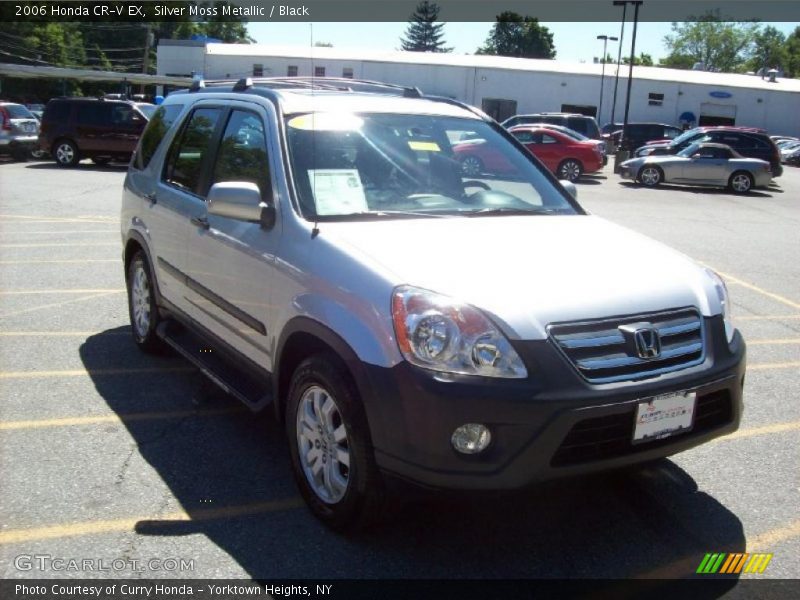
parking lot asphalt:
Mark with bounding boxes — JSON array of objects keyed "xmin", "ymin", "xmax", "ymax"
[{"xmin": 0, "ymin": 158, "xmax": 798, "ymax": 582}]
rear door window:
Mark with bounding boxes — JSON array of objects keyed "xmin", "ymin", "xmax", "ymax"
[
  {"xmin": 44, "ymin": 102, "xmax": 70, "ymax": 123},
  {"xmin": 566, "ymin": 118, "xmax": 587, "ymax": 135},
  {"xmin": 76, "ymin": 104, "xmax": 111, "ymax": 127},
  {"xmin": 163, "ymin": 107, "xmax": 223, "ymax": 195}
]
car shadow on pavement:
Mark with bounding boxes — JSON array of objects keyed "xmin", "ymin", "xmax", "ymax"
[
  {"xmin": 618, "ymin": 181, "xmax": 775, "ymax": 198},
  {"xmin": 80, "ymin": 328, "xmax": 744, "ymax": 592},
  {"xmin": 25, "ymin": 161, "xmax": 129, "ymax": 172}
]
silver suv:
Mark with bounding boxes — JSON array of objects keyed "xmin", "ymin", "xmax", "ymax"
[
  {"xmin": 0, "ymin": 102, "xmax": 39, "ymax": 161},
  {"xmin": 121, "ymin": 78, "xmax": 745, "ymax": 530}
]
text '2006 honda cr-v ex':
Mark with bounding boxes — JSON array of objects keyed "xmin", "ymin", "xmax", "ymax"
[{"xmin": 121, "ymin": 77, "xmax": 745, "ymax": 531}]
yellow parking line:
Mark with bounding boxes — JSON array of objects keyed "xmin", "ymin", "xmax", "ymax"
[
  {"xmin": 748, "ymin": 339, "xmax": 800, "ymax": 345},
  {"xmin": 749, "ymin": 361, "xmax": 800, "ymax": 371},
  {"xmin": 0, "ymin": 230, "xmax": 118, "ymax": 235},
  {"xmin": 722, "ymin": 420, "xmax": 800, "ymax": 441},
  {"xmin": 749, "ymin": 518, "xmax": 800, "ymax": 552},
  {"xmin": 0, "ymin": 242, "xmax": 118, "ymax": 248},
  {"xmin": 0, "ymin": 291, "xmax": 121, "ymax": 318},
  {"xmin": 0, "ymin": 289, "xmax": 124, "ymax": 295},
  {"xmin": 0, "ymin": 219, "xmax": 117, "ymax": 224},
  {"xmin": 0, "ymin": 497, "xmax": 304, "ymax": 545},
  {"xmin": 0, "ymin": 331, "xmax": 128, "ymax": 337},
  {"xmin": 737, "ymin": 315, "xmax": 800, "ymax": 321},
  {"xmin": 718, "ymin": 271, "xmax": 800, "ymax": 310},
  {"xmin": 0, "ymin": 407, "xmax": 242, "ymax": 431},
  {"xmin": 0, "ymin": 214, "xmax": 118, "ymax": 223},
  {"xmin": 0, "ymin": 367, "xmax": 194, "ymax": 380},
  {"xmin": 0, "ymin": 259, "xmax": 118, "ymax": 265}
]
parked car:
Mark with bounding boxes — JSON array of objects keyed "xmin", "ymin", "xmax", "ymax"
[
  {"xmin": 784, "ymin": 146, "xmax": 800, "ymax": 166},
  {"xmin": 635, "ymin": 127, "xmax": 783, "ymax": 177},
  {"xmin": 0, "ymin": 102, "xmax": 39, "ymax": 161},
  {"xmin": 39, "ymin": 97, "xmax": 151, "ymax": 167},
  {"xmin": 122, "ymin": 77, "xmax": 745, "ymax": 531},
  {"xmin": 619, "ymin": 142, "xmax": 772, "ymax": 193},
  {"xmin": 511, "ymin": 122, "xmax": 608, "ymax": 164},
  {"xmin": 508, "ymin": 126, "xmax": 604, "ymax": 181},
  {"xmin": 501, "ymin": 113, "xmax": 602, "ymax": 140},
  {"xmin": 605, "ymin": 122, "xmax": 683, "ymax": 151},
  {"xmin": 780, "ymin": 141, "xmax": 800, "ymax": 163}
]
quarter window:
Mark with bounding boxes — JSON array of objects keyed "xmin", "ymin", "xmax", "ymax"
[
  {"xmin": 211, "ymin": 110, "xmax": 271, "ymax": 199},
  {"xmin": 164, "ymin": 108, "xmax": 223, "ymax": 194}
]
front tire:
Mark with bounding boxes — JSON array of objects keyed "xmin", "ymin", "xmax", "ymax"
[
  {"xmin": 53, "ymin": 139, "xmax": 79, "ymax": 167},
  {"xmin": 286, "ymin": 353, "xmax": 386, "ymax": 531},
  {"xmin": 638, "ymin": 165, "xmax": 663, "ymax": 187},
  {"xmin": 729, "ymin": 171, "xmax": 753, "ymax": 194},
  {"xmin": 126, "ymin": 251, "xmax": 164, "ymax": 354},
  {"xmin": 557, "ymin": 159, "xmax": 583, "ymax": 182}
]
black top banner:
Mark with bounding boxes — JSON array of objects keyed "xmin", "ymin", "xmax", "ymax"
[{"xmin": 3, "ymin": 0, "xmax": 800, "ymax": 23}]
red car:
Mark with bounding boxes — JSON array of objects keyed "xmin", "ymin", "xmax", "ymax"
[{"xmin": 508, "ymin": 126, "xmax": 603, "ymax": 181}]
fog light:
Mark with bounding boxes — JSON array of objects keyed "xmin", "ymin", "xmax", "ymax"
[{"xmin": 451, "ymin": 423, "xmax": 491, "ymax": 454}]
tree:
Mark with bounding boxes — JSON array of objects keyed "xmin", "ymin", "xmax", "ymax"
[
  {"xmin": 785, "ymin": 26, "xmax": 800, "ymax": 77},
  {"xmin": 622, "ymin": 52, "xmax": 654, "ymax": 66},
  {"xmin": 400, "ymin": 1, "xmax": 452, "ymax": 53},
  {"xmin": 477, "ymin": 12, "xmax": 556, "ymax": 59},
  {"xmin": 748, "ymin": 26, "xmax": 786, "ymax": 75},
  {"xmin": 663, "ymin": 12, "xmax": 760, "ymax": 72}
]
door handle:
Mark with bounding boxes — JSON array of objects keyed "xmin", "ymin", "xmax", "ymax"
[
  {"xmin": 144, "ymin": 192, "xmax": 157, "ymax": 205},
  {"xmin": 191, "ymin": 216, "xmax": 209, "ymax": 229}
]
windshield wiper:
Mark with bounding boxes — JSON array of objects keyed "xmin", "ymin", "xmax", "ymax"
[
  {"xmin": 462, "ymin": 207, "xmax": 562, "ymax": 217},
  {"xmin": 313, "ymin": 210, "xmax": 449, "ymax": 221}
]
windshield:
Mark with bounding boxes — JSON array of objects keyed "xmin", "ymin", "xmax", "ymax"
[
  {"xmin": 677, "ymin": 143, "xmax": 701, "ymax": 158},
  {"xmin": 285, "ymin": 112, "xmax": 579, "ymax": 220},
  {"xmin": 671, "ymin": 129, "xmax": 703, "ymax": 146},
  {"xmin": 5, "ymin": 104, "xmax": 34, "ymax": 119},
  {"xmin": 136, "ymin": 104, "xmax": 156, "ymax": 120}
]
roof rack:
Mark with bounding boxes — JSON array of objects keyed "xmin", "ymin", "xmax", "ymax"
[
  {"xmin": 189, "ymin": 78, "xmax": 205, "ymax": 92},
  {"xmin": 203, "ymin": 76, "xmax": 422, "ymax": 98}
]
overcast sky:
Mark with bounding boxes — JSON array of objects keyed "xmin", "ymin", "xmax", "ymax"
[{"xmin": 248, "ymin": 21, "xmax": 800, "ymax": 64}]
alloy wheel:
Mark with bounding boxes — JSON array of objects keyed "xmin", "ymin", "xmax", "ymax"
[
  {"xmin": 559, "ymin": 160, "xmax": 581, "ymax": 182},
  {"xmin": 731, "ymin": 173, "xmax": 752, "ymax": 193},
  {"xmin": 56, "ymin": 143, "xmax": 74, "ymax": 165},
  {"xmin": 640, "ymin": 166, "xmax": 661, "ymax": 186},
  {"xmin": 131, "ymin": 261, "xmax": 151, "ymax": 338}
]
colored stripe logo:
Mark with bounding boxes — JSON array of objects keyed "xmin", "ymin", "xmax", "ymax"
[{"xmin": 696, "ymin": 553, "xmax": 773, "ymax": 574}]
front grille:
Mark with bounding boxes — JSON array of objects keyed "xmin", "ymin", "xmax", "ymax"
[
  {"xmin": 551, "ymin": 390, "xmax": 732, "ymax": 467},
  {"xmin": 549, "ymin": 308, "xmax": 705, "ymax": 384}
]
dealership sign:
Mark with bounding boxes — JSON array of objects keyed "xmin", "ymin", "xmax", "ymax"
[{"xmin": 709, "ymin": 91, "xmax": 733, "ymax": 99}]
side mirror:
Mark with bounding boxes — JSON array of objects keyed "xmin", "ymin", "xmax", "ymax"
[
  {"xmin": 207, "ymin": 182, "xmax": 276, "ymax": 230},
  {"xmin": 559, "ymin": 180, "xmax": 578, "ymax": 200}
]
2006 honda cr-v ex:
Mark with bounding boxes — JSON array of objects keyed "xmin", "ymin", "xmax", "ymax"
[{"xmin": 121, "ymin": 77, "xmax": 745, "ymax": 531}]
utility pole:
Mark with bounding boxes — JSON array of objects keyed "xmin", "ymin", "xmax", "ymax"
[
  {"xmin": 140, "ymin": 24, "xmax": 153, "ymax": 96},
  {"xmin": 596, "ymin": 35, "xmax": 618, "ymax": 126},
  {"xmin": 621, "ymin": 1, "xmax": 643, "ymax": 153},
  {"xmin": 610, "ymin": 1, "xmax": 628, "ymax": 130}
]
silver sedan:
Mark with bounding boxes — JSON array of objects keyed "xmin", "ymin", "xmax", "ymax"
[{"xmin": 619, "ymin": 142, "xmax": 772, "ymax": 193}]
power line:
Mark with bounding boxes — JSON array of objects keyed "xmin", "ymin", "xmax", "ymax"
[{"xmin": 0, "ymin": 32, "xmax": 147, "ymax": 54}]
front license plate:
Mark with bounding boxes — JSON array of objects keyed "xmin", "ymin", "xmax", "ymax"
[{"xmin": 633, "ymin": 391, "xmax": 696, "ymax": 444}]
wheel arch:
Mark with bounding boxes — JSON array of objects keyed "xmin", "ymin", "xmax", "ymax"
[{"xmin": 123, "ymin": 231, "xmax": 163, "ymax": 306}]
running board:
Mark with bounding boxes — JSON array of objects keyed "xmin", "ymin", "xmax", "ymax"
[{"xmin": 156, "ymin": 321, "xmax": 273, "ymax": 412}]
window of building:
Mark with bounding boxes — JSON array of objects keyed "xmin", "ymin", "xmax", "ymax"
[
  {"xmin": 648, "ymin": 92, "xmax": 664, "ymax": 106},
  {"xmin": 287, "ymin": 65, "xmax": 298, "ymax": 77},
  {"xmin": 342, "ymin": 67, "xmax": 354, "ymax": 79},
  {"xmin": 253, "ymin": 64, "xmax": 264, "ymax": 77},
  {"xmin": 314, "ymin": 66, "xmax": 326, "ymax": 77}
]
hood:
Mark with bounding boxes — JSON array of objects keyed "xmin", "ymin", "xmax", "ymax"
[{"xmin": 319, "ymin": 215, "xmax": 719, "ymax": 340}]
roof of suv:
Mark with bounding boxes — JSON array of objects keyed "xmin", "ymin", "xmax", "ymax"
[{"xmin": 169, "ymin": 77, "xmax": 483, "ymax": 120}]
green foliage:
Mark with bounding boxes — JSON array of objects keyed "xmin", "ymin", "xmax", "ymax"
[
  {"xmin": 622, "ymin": 53, "xmax": 654, "ymax": 66},
  {"xmin": 477, "ymin": 12, "xmax": 556, "ymax": 59},
  {"xmin": 785, "ymin": 27, "xmax": 800, "ymax": 77},
  {"xmin": 748, "ymin": 26, "xmax": 787, "ymax": 74},
  {"xmin": 400, "ymin": 1, "xmax": 452, "ymax": 53},
  {"xmin": 662, "ymin": 11, "xmax": 760, "ymax": 72}
]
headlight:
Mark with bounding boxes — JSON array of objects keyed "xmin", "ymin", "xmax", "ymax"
[
  {"xmin": 705, "ymin": 269, "xmax": 735, "ymax": 344},
  {"xmin": 391, "ymin": 285, "xmax": 528, "ymax": 378}
]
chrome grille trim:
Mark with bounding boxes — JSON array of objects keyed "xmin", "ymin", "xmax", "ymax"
[{"xmin": 548, "ymin": 308, "xmax": 706, "ymax": 384}]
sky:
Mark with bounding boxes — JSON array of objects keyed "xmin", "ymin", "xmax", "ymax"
[{"xmin": 248, "ymin": 21, "xmax": 800, "ymax": 64}]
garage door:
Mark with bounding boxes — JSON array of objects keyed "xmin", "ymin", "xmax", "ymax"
[{"xmin": 699, "ymin": 102, "xmax": 737, "ymax": 126}]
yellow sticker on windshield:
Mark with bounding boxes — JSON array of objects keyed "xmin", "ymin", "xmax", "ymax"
[
  {"xmin": 408, "ymin": 141, "xmax": 441, "ymax": 152},
  {"xmin": 287, "ymin": 113, "xmax": 363, "ymax": 131}
]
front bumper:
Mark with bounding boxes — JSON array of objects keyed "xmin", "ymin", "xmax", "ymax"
[
  {"xmin": 0, "ymin": 136, "xmax": 37, "ymax": 152},
  {"xmin": 618, "ymin": 164, "xmax": 639, "ymax": 180},
  {"xmin": 363, "ymin": 316, "xmax": 744, "ymax": 490}
]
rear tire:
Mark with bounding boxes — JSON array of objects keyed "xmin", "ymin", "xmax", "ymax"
[
  {"xmin": 53, "ymin": 139, "xmax": 79, "ymax": 167},
  {"xmin": 638, "ymin": 165, "xmax": 663, "ymax": 187},
  {"xmin": 126, "ymin": 251, "xmax": 164, "ymax": 354},
  {"xmin": 286, "ymin": 353, "xmax": 386, "ymax": 532},
  {"xmin": 557, "ymin": 159, "xmax": 583, "ymax": 182},
  {"xmin": 728, "ymin": 171, "xmax": 753, "ymax": 194}
]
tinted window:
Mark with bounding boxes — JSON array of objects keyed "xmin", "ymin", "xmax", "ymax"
[
  {"xmin": 541, "ymin": 134, "xmax": 559, "ymax": 144},
  {"xmin": 712, "ymin": 133, "xmax": 744, "ymax": 148},
  {"xmin": 566, "ymin": 118, "xmax": 587, "ymax": 135},
  {"xmin": 76, "ymin": 103, "xmax": 111, "ymax": 126},
  {"xmin": 43, "ymin": 101, "xmax": 70, "ymax": 122},
  {"xmin": 511, "ymin": 130, "xmax": 535, "ymax": 143},
  {"xmin": 164, "ymin": 108, "xmax": 222, "ymax": 194},
  {"xmin": 211, "ymin": 110, "xmax": 270, "ymax": 198},
  {"xmin": 5, "ymin": 104, "xmax": 34, "ymax": 119},
  {"xmin": 137, "ymin": 104, "xmax": 184, "ymax": 170}
]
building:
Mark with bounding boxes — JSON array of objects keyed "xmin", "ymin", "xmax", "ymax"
[{"xmin": 157, "ymin": 40, "xmax": 800, "ymax": 136}]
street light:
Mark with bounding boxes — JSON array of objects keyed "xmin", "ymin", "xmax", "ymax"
[
  {"xmin": 596, "ymin": 35, "xmax": 618, "ymax": 126},
  {"xmin": 613, "ymin": 0, "xmax": 644, "ymax": 173}
]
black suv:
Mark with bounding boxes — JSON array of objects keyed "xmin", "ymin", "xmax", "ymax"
[
  {"xmin": 638, "ymin": 128, "xmax": 783, "ymax": 177},
  {"xmin": 39, "ymin": 98, "xmax": 153, "ymax": 167},
  {"xmin": 501, "ymin": 113, "xmax": 601, "ymax": 140},
  {"xmin": 604, "ymin": 122, "xmax": 683, "ymax": 150}
]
